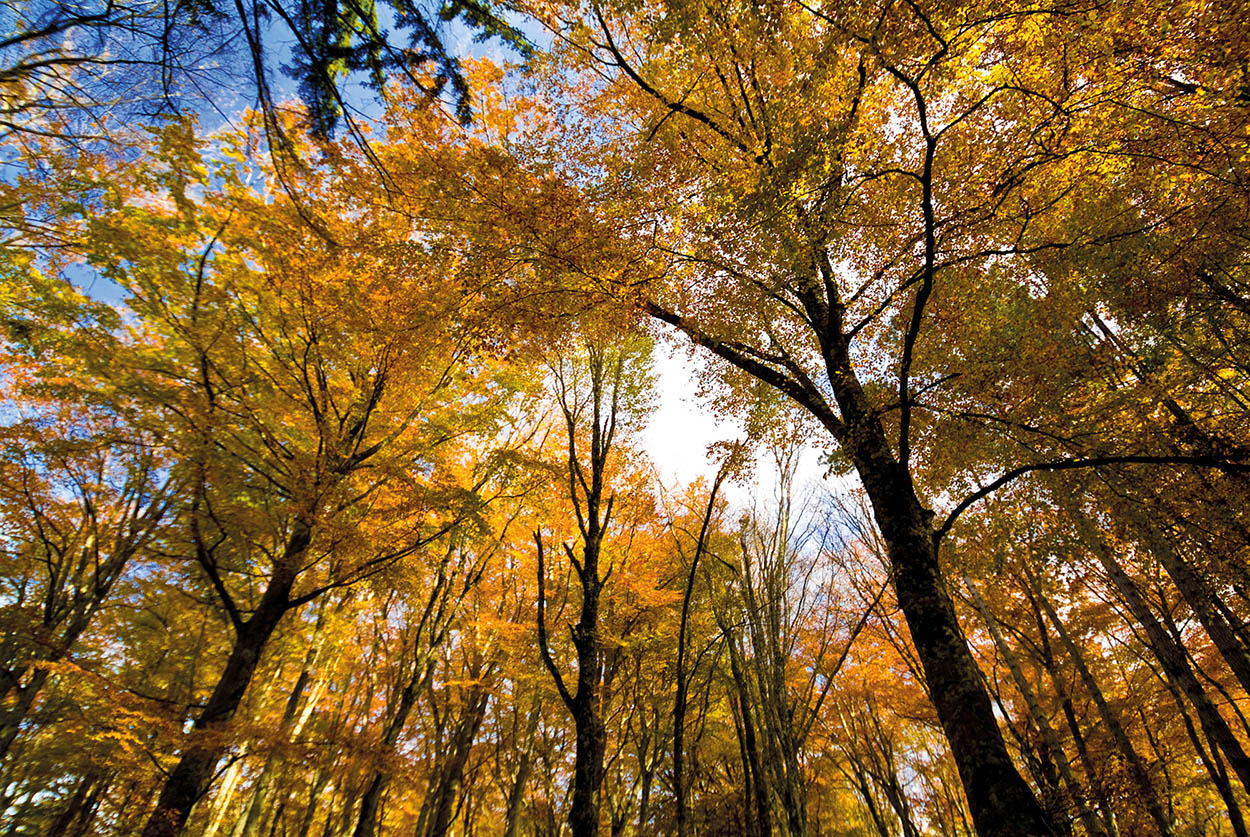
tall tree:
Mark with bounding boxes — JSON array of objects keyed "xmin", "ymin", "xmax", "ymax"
[
  {"xmin": 0, "ymin": 402, "xmax": 173, "ymax": 759},
  {"xmin": 535, "ymin": 334, "xmax": 652, "ymax": 837},
  {"xmin": 511, "ymin": 2, "xmax": 1250, "ymax": 832}
]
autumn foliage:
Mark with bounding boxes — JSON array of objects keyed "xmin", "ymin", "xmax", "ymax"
[{"xmin": 0, "ymin": 1, "xmax": 1249, "ymax": 836}]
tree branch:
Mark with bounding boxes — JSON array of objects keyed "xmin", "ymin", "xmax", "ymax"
[
  {"xmin": 936, "ymin": 454, "xmax": 1250, "ymax": 542},
  {"xmin": 535, "ymin": 531, "xmax": 574, "ymax": 710},
  {"xmin": 644, "ymin": 301, "xmax": 846, "ymax": 441}
]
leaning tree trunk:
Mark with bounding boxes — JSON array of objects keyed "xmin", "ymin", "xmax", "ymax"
[
  {"xmin": 1019, "ymin": 574, "xmax": 1119, "ymax": 836},
  {"xmin": 1138, "ymin": 520, "xmax": 1250, "ymax": 696},
  {"xmin": 1025, "ymin": 569, "xmax": 1173, "ymax": 835},
  {"xmin": 501, "ymin": 707, "xmax": 539, "ymax": 837},
  {"xmin": 0, "ymin": 668, "xmax": 50, "ymax": 760},
  {"xmin": 651, "ymin": 300, "xmax": 1058, "ymax": 837},
  {"xmin": 47, "ymin": 772, "xmax": 108, "ymax": 837},
  {"xmin": 852, "ymin": 450, "xmax": 1056, "ymax": 837},
  {"xmin": 141, "ymin": 527, "xmax": 308, "ymax": 837},
  {"xmin": 1159, "ymin": 648, "xmax": 1250, "ymax": 837},
  {"xmin": 1091, "ymin": 538, "xmax": 1250, "ymax": 792},
  {"xmin": 964, "ymin": 577, "xmax": 1108, "ymax": 837},
  {"xmin": 673, "ymin": 473, "xmax": 724, "ymax": 837},
  {"xmin": 140, "ymin": 602, "xmax": 290, "ymax": 837}
]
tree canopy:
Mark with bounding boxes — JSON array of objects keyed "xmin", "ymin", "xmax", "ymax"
[{"xmin": 1, "ymin": 1, "xmax": 1249, "ymax": 836}]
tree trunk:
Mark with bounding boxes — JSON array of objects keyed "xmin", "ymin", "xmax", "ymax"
[
  {"xmin": 1025, "ymin": 570, "xmax": 1173, "ymax": 835},
  {"xmin": 1142, "ymin": 522, "xmax": 1250, "ymax": 696},
  {"xmin": 141, "ymin": 536, "xmax": 306, "ymax": 837},
  {"xmin": 502, "ymin": 749, "xmax": 533, "ymax": 837},
  {"xmin": 674, "ymin": 572, "xmax": 695, "ymax": 837},
  {"xmin": 205, "ymin": 757, "xmax": 246, "ymax": 837},
  {"xmin": 1092, "ymin": 539, "xmax": 1250, "ymax": 792},
  {"xmin": 637, "ymin": 749, "xmax": 654, "ymax": 832},
  {"xmin": 238, "ymin": 614, "xmax": 330, "ymax": 837},
  {"xmin": 535, "ymin": 346, "xmax": 623, "ymax": 837},
  {"xmin": 568, "ymin": 673, "xmax": 606, "ymax": 837},
  {"xmin": 352, "ymin": 675, "xmax": 422, "ymax": 837},
  {"xmin": 726, "ymin": 628, "xmax": 770, "ymax": 837},
  {"xmin": 964, "ymin": 577, "xmax": 1108, "ymax": 837},
  {"xmin": 351, "ymin": 771, "xmax": 389, "ymax": 837},
  {"xmin": 989, "ymin": 676, "xmax": 1067, "ymax": 833},
  {"xmin": 141, "ymin": 617, "xmax": 285, "ymax": 837},
  {"xmin": 423, "ymin": 683, "xmax": 490, "ymax": 837},
  {"xmin": 48, "ymin": 772, "xmax": 107, "ymax": 837},
  {"xmin": 847, "ymin": 755, "xmax": 892, "ymax": 837},
  {"xmin": 815, "ymin": 321, "xmax": 1057, "ymax": 837},
  {"xmin": 295, "ymin": 769, "xmax": 331, "ymax": 837},
  {"xmin": 1020, "ymin": 576, "xmax": 1120, "ymax": 837},
  {"xmin": 854, "ymin": 454, "xmax": 1054, "ymax": 837},
  {"xmin": 879, "ymin": 763, "xmax": 922, "ymax": 837},
  {"xmin": 650, "ymin": 199, "xmax": 1057, "ymax": 835},
  {"xmin": 1159, "ymin": 667, "xmax": 1249, "ymax": 837},
  {"xmin": 0, "ymin": 668, "xmax": 49, "ymax": 760},
  {"xmin": 674, "ymin": 475, "xmax": 723, "ymax": 837}
]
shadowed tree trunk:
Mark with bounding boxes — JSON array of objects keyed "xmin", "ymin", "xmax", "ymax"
[
  {"xmin": 352, "ymin": 538, "xmax": 487, "ymax": 837},
  {"xmin": 142, "ymin": 524, "xmax": 311, "ymax": 837},
  {"xmin": 351, "ymin": 658, "xmax": 425, "ymax": 837},
  {"xmin": 48, "ymin": 772, "xmax": 108, "ymax": 837},
  {"xmin": 858, "ymin": 459, "xmax": 1055, "ymax": 837},
  {"xmin": 1024, "ymin": 567, "xmax": 1174, "ymax": 836},
  {"xmin": 536, "ymin": 342, "xmax": 642, "ymax": 837},
  {"xmin": 1086, "ymin": 530, "xmax": 1250, "ymax": 793},
  {"xmin": 1137, "ymin": 518, "xmax": 1250, "ymax": 696}
]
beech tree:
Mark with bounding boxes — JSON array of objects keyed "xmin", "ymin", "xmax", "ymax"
[
  {"xmin": 535, "ymin": 333, "xmax": 658, "ymax": 837},
  {"xmin": 510, "ymin": 1, "xmax": 1250, "ymax": 833},
  {"xmin": 3, "ymin": 2, "xmax": 1250, "ymax": 835},
  {"xmin": 0, "ymin": 403, "xmax": 173, "ymax": 759}
]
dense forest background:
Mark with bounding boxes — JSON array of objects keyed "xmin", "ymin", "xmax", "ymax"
[{"xmin": 1, "ymin": 1, "xmax": 1248, "ymax": 835}]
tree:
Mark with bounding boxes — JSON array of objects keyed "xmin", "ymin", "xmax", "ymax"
[
  {"xmin": 512, "ymin": 1, "xmax": 1250, "ymax": 833},
  {"xmin": 0, "ymin": 0, "xmax": 530, "ymax": 146},
  {"xmin": 0, "ymin": 401, "xmax": 173, "ymax": 759},
  {"xmin": 671, "ymin": 458, "xmax": 732, "ymax": 837},
  {"xmin": 535, "ymin": 333, "xmax": 653, "ymax": 837}
]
